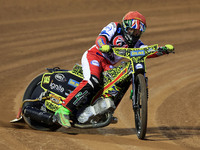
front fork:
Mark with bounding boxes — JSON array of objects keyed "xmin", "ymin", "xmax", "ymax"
[{"xmin": 130, "ymin": 73, "xmax": 148, "ymax": 111}]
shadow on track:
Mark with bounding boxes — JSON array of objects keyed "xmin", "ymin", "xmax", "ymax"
[
  {"xmin": 146, "ymin": 126, "xmax": 200, "ymax": 141},
  {"xmin": 5, "ymin": 121, "xmax": 200, "ymax": 141},
  {"xmin": 60, "ymin": 125, "xmax": 200, "ymax": 141}
]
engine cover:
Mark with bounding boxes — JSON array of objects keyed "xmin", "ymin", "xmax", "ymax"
[{"xmin": 77, "ymin": 98, "xmax": 116, "ymax": 124}]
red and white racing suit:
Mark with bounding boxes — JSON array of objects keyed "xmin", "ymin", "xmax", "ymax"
[{"xmin": 62, "ymin": 22, "xmax": 162, "ymax": 113}]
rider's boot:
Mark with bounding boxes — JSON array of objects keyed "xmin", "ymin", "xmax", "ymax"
[{"xmin": 54, "ymin": 106, "xmax": 71, "ymax": 128}]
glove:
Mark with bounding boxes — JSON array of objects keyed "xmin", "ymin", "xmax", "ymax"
[
  {"xmin": 99, "ymin": 45, "xmax": 112, "ymax": 53},
  {"xmin": 164, "ymin": 44, "xmax": 174, "ymax": 53},
  {"xmin": 159, "ymin": 44, "xmax": 174, "ymax": 54}
]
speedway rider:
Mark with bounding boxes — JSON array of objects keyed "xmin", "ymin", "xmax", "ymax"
[{"xmin": 54, "ymin": 11, "xmax": 174, "ymax": 128}]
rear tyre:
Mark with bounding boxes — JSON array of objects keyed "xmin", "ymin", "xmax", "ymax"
[
  {"xmin": 134, "ymin": 74, "xmax": 148, "ymax": 140},
  {"xmin": 22, "ymin": 74, "xmax": 61, "ymax": 131}
]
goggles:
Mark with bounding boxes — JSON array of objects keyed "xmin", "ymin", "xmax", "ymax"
[{"xmin": 124, "ymin": 19, "xmax": 146, "ymax": 32}]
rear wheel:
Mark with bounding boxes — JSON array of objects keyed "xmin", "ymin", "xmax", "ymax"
[
  {"xmin": 134, "ymin": 74, "xmax": 148, "ymax": 139},
  {"xmin": 22, "ymin": 74, "xmax": 61, "ymax": 131}
]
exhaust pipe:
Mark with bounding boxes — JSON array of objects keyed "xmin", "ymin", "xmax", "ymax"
[{"xmin": 23, "ymin": 106, "xmax": 56, "ymax": 126}]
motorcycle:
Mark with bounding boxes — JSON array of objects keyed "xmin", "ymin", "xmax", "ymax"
[{"xmin": 11, "ymin": 44, "xmax": 166, "ymax": 140}]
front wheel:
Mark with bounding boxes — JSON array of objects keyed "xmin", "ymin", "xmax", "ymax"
[{"xmin": 134, "ymin": 74, "xmax": 148, "ymax": 140}]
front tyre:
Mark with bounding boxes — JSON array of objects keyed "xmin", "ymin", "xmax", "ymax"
[{"xmin": 134, "ymin": 74, "xmax": 148, "ymax": 140}]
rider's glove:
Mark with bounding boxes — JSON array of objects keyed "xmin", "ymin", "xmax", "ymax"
[
  {"xmin": 159, "ymin": 44, "xmax": 174, "ymax": 54},
  {"xmin": 165, "ymin": 44, "xmax": 174, "ymax": 53},
  {"xmin": 99, "ymin": 45, "xmax": 112, "ymax": 53}
]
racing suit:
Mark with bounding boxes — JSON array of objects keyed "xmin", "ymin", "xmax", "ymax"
[{"xmin": 62, "ymin": 22, "xmax": 162, "ymax": 113}]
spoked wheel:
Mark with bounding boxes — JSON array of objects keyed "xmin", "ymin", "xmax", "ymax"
[{"xmin": 134, "ymin": 74, "xmax": 148, "ymax": 140}]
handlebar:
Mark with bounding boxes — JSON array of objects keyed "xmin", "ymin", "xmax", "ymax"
[{"xmin": 99, "ymin": 44, "xmax": 175, "ymax": 54}]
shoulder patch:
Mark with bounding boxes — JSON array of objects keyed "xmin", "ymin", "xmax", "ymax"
[{"xmin": 99, "ymin": 22, "xmax": 118, "ymax": 41}]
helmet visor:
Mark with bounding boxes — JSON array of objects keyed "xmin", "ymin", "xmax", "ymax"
[{"xmin": 124, "ymin": 19, "xmax": 146, "ymax": 32}]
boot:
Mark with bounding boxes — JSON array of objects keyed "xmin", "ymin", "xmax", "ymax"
[{"xmin": 54, "ymin": 106, "xmax": 71, "ymax": 128}]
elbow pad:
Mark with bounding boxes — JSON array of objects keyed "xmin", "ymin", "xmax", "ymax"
[{"xmin": 95, "ymin": 36, "xmax": 108, "ymax": 49}]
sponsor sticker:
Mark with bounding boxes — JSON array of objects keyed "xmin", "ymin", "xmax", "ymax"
[
  {"xmin": 50, "ymin": 82, "xmax": 64, "ymax": 93},
  {"xmin": 91, "ymin": 60, "xmax": 100, "ymax": 67},
  {"xmin": 73, "ymin": 91, "xmax": 89, "ymax": 106},
  {"xmin": 97, "ymin": 38, "xmax": 105, "ymax": 47},
  {"xmin": 68, "ymin": 79, "xmax": 80, "ymax": 87},
  {"xmin": 136, "ymin": 64, "xmax": 143, "ymax": 69},
  {"xmin": 43, "ymin": 76, "xmax": 51, "ymax": 84},
  {"xmin": 55, "ymin": 74, "xmax": 66, "ymax": 82},
  {"xmin": 130, "ymin": 50, "xmax": 145, "ymax": 57},
  {"xmin": 50, "ymin": 94, "xmax": 62, "ymax": 104}
]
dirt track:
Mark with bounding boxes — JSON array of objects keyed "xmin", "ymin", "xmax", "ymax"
[{"xmin": 0, "ymin": 0, "xmax": 200, "ymax": 149}]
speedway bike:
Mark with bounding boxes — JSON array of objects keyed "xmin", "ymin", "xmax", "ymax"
[{"xmin": 11, "ymin": 44, "xmax": 164, "ymax": 140}]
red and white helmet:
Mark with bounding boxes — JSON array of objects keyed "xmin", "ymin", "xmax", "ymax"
[{"xmin": 122, "ymin": 11, "xmax": 147, "ymax": 46}]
